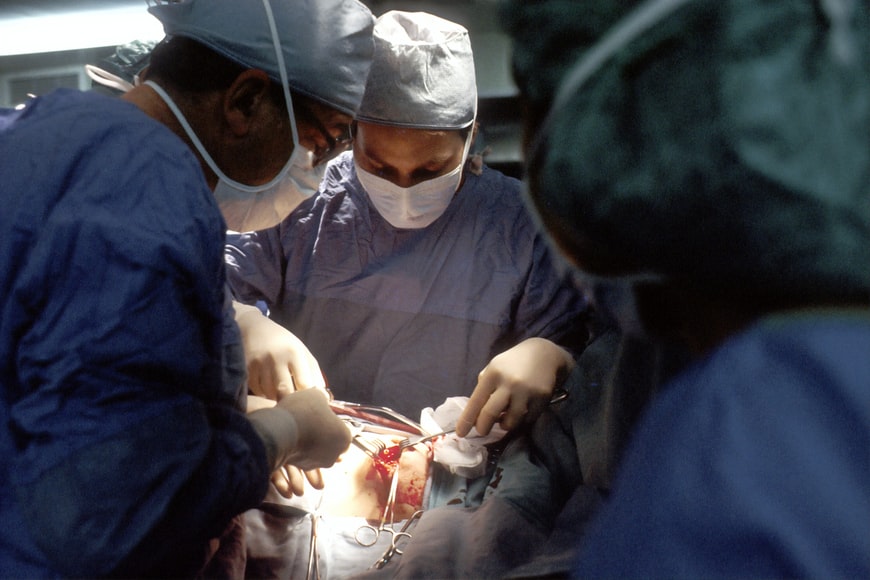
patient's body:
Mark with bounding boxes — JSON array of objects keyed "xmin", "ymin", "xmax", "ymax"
[
  {"xmin": 243, "ymin": 423, "xmax": 437, "ymax": 578},
  {"xmin": 318, "ymin": 433, "xmax": 432, "ymax": 521}
]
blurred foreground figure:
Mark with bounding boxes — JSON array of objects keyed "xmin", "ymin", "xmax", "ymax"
[{"xmin": 502, "ymin": 0, "xmax": 870, "ymax": 577}]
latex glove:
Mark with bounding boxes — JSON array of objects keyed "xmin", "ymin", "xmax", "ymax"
[
  {"xmin": 456, "ymin": 337, "xmax": 575, "ymax": 437},
  {"xmin": 272, "ymin": 463, "xmax": 325, "ymax": 498},
  {"xmin": 421, "ymin": 397, "xmax": 510, "ymax": 478},
  {"xmin": 247, "ymin": 388, "xmax": 351, "ymax": 473},
  {"xmin": 247, "ymin": 395, "xmax": 327, "ymax": 497},
  {"xmin": 234, "ymin": 301, "xmax": 326, "ymax": 399}
]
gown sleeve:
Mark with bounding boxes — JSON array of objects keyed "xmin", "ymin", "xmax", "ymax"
[
  {"xmin": 225, "ymin": 227, "xmax": 287, "ymax": 307},
  {"xmin": 574, "ymin": 318, "xmax": 870, "ymax": 578},
  {"xmin": 5, "ymin": 105, "xmax": 269, "ymax": 577}
]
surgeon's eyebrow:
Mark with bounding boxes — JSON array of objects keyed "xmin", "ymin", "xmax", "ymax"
[{"xmin": 364, "ymin": 149, "xmax": 454, "ymax": 174}]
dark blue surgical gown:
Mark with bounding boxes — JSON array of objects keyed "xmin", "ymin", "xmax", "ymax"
[
  {"xmin": 0, "ymin": 89, "xmax": 268, "ymax": 577},
  {"xmin": 575, "ymin": 311, "xmax": 870, "ymax": 578},
  {"xmin": 226, "ymin": 152, "xmax": 590, "ymax": 418}
]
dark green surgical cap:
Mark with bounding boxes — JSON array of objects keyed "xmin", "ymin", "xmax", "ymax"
[{"xmin": 502, "ymin": 0, "xmax": 870, "ymax": 304}]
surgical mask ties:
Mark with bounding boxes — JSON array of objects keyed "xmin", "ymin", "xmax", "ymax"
[
  {"xmin": 356, "ymin": 125, "xmax": 474, "ymax": 229},
  {"xmin": 144, "ymin": 80, "xmax": 319, "ymax": 232}
]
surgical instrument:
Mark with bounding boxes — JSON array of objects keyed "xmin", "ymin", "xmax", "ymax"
[{"xmin": 372, "ymin": 510, "xmax": 424, "ymax": 569}]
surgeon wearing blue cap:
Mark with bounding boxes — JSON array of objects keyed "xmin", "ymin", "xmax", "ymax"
[
  {"xmin": 0, "ymin": 0, "xmax": 374, "ymax": 577},
  {"xmin": 226, "ymin": 10, "xmax": 591, "ymax": 431}
]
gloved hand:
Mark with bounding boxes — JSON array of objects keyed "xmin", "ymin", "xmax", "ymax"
[
  {"xmin": 272, "ymin": 464, "xmax": 325, "ymax": 498},
  {"xmin": 247, "ymin": 395, "xmax": 328, "ymax": 497},
  {"xmin": 234, "ymin": 301, "xmax": 326, "ymax": 398},
  {"xmin": 247, "ymin": 388, "xmax": 351, "ymax": 474},
  {"xmin": 456, "ymin": 337, "xmax": 574, "ymax": 437}
]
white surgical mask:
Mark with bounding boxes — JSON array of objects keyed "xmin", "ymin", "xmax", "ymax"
[
  {"xmin": 355, "ymin": 162, "xmax": 460, "ymax": 229},
  {"xmin": 214, "ymin": 147, "xmax": 325, "ymax": 232},
  {"xmin": 145, "ymin": 80, "xmax": 321, "ymax": 232},
  {"xmin": 355, "ymin": 127, "xmax": 474, "ymax": 229},
  {"xmin": 143, "ymin": 0, "xmax": 323, "ymax": 232}
]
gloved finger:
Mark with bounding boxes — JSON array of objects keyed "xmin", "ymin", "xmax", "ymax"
[
  {"xmin": 456, "ymin": 370, "xmax": 496, "ymax": 437},
  {"xmin": 272, "ymin": 465, "xmax": 307, "ymax": 498},
  {"xmin": 474, "ymin": 387, "xmax": 512, "ymax": 436},
  {"xmin": 246, "ymin": 360, "xmax": 265, "ymax": 398},
  {"xmin": 522, "ymin": 387, "xmax": 555, "ymax": 424},
  {"xmin": 286, "ymin": 356, "xmax": 326, "ymax": 391},
  {"xmin": 304, "ymin": 468, "xmax": 324, "ymax": 490},
  {"xmin": 497, "ymin": 391, "xmax": 530, "ymax": 432},
  {"xmin": 271, "ymin": 467, "xmax": 292, "ymax": 498},
  {"xmin": 286, "ymin": 465, "xmax": 306, "ymax": 496},
  {"xmin": 250, "ymin": 358, "xmax": 285, "ymax": 401},
  {"xmin": 263, "ymin": 364, "xmax": 284, "ymax": 401},
  {"xmin": 274, "ymin": 363, "xmax": 295, "ymax": 400}
]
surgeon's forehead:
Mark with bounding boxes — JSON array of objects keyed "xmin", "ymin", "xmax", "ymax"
[{"xmin": 356, "ymin": 122, "xmax": 461, "ymax": 164}]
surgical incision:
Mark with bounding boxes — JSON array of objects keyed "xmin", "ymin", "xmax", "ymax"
[{"xmin": 317, "ymin": 433, "xmax": 433, "ymax": 521}]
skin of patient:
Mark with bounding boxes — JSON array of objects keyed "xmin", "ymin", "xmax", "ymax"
[{"xmin": 318, "ymin": 433, "xmax": 433, "ymax": 521}]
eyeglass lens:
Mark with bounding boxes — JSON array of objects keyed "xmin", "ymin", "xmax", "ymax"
[{"xmin": 294, "ymin": 99, "xmax": 353, "ymax": 165}]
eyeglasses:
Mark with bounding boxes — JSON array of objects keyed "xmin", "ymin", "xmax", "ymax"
[{"xmin": 293, "ymin": 99, "xmax": 353, "ymax": 166}]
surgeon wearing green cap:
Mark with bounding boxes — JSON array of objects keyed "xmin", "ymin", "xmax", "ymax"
[
  {"xmin": 0, "ymin": 0, "xmax": 374, "ymax": 577},
  {"xmin": 501, "ymin": 0, "xmax": 870, "ymax": 576}
]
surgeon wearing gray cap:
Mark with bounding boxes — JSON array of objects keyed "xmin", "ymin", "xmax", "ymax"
[
  {"xmin": 501, "ymin": 0, "xmax": 870, "ymax": 577},
  {"xmin": 226, "ymin": 11, "xmax": 590, "ymax": 430},
  {"xmin": 0, "ymin": 0, "xmax": 373, "ymax": 577}
]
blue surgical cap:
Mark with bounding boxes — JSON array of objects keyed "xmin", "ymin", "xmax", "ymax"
[{"xmin": 148, "ymin": 0, "xmax": 374, "ymax": 116}]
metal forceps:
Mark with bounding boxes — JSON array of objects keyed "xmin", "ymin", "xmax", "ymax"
[
  {"xmin": 354, "ymin": 463, "xmax": 403, "ymax": 548},
  {"xmin": 353, "ymin": 456, "xmax": 423, "ymax": 569},
  {"xmin": 372, "ymin": 509, "xmax": 424, "ymax": 569}
]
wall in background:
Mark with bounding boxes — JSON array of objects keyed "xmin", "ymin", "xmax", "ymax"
[{"xmin": 0, "ymin": 0, "xmax": 524, "ymax": 177}]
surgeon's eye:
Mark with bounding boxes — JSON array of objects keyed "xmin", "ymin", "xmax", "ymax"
[
  {"xmin": 410, "ymin": 168, "xmax": 442, "ymax": 181},
  {"xmin": 332, "ymin": 124, "xmax": 353, "ymax": 149},
  {"xmin": 366, "ymin": 163, "xmax": 391, "ymax": 179}
]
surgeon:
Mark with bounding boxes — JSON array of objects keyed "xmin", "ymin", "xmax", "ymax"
[
  {"xmin": 83, "ymin": 34, "xmax": 336, "ymax": 401},
  {"xmin": 0, "ymin": 0, "xmax": 373, "ymax": 577},
  {"xmin": 137, "ymin": 0, "xmax": 374, "ymax": 499},
  {"xmin": 500, "ymin": 0, "xmax": 870, "ymax": 577},
  {"xmin": 83, "ymin": 6, "xmax": 367, "ymax": 497},
  {"xmin": 226, "ymin": 10, "xmax": 591, "ymax": 431}
]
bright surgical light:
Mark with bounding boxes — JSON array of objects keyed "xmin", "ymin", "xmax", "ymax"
[{"xmin": 0, "ymin": 6, "xmax": 163, "ymax": 57}]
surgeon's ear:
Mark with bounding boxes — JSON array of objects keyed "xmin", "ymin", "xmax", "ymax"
[{"xmin": 223, "ymin": 69, "xmax": 273, "ymax": 137}]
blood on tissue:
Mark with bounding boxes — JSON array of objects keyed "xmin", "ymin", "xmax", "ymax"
[
  {"xmin": 374, "ymin": 445, "xmax": 402, "ymax": 479},
  {"xmin": 364, "ymin": 440, "xmax": 432, "ymax": 508}
]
